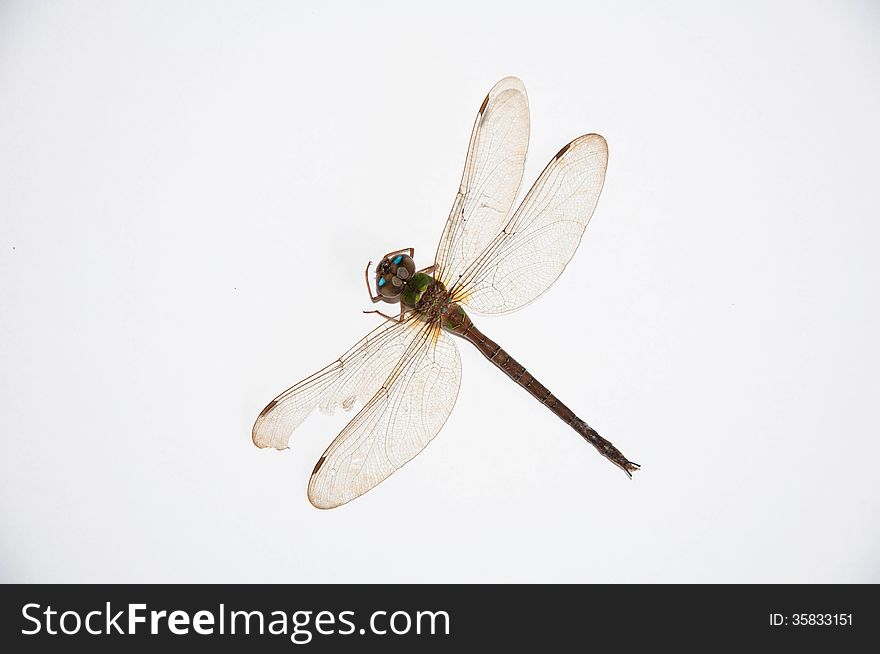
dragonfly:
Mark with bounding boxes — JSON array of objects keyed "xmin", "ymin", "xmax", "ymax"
[{"xmin": 253, "ymin": 76, "xmax": 638, "ymax": 509}]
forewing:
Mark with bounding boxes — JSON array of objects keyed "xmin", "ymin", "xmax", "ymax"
[
  {"xmin": 252, "ymin": 315, "xmax": 424, "ymax": 450},
  {"xmin": 434, "ymin": 76, "xmax": 529, "ymax": 287},
  {"xmin": 451, "ymin": 133, "xmax": 608, "ymax": 315},
  {"xmin": 308, "ymin": 321, "xmax": 462, "ymax": 509}
]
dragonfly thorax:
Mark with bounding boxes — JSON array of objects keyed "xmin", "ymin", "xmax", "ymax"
[{"xmin": 375, "ymin": 253, "xmax": 416, "ymax": 301}]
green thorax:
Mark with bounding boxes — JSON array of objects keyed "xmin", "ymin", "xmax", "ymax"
[
  {"xmin": 401, "ymin": 273, "xmax": 472, "ymax": 334},
  {"xmin": 400, "ymin": 272, "xmax": 434, "ymax": 309}
]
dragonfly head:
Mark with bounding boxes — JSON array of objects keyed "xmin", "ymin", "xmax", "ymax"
[{"xmin": 375, "ymin": 253, "xmax": 416, "ymax": 301}]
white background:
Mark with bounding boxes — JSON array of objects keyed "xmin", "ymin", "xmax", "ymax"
[{"xmin": 1, "ymin": 0, "xmax": 878, "ymax": 583}]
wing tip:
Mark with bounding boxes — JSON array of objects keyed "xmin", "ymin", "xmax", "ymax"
[
  {"xmin": 579, "ymin": 132, "xmax": 608, "ymax": 152},
  {"xmin": 307, "ymin": 482, "xmax": 343, "ymax": 511},
  {"xmin": 586, "ymin": 132, "xmax": 608, "ymax": 151},
  {"xmin": 308, "ymin": 497, "xmax": 337, "ymax": 511},
  {"xmin": 492, "ymin": 75, "xmax": 526, "ymax": 94},
  {"xmin": 251, "ymin": 429, "xmax": 278, "ymax": 449},
  {"xmin": 307, "ymin": 457, "xmax": 340, "ymax": 509},
  {"xmin": 251, "ymin": 399, "xmax": 277, "ymax": 448},
  {"xmin": 483, "ymin": 76, "xmax": 528, "ymax": 114},
  {"xmin": 555, "ymin": 133, "xmax": 609, "ymax": 161}
]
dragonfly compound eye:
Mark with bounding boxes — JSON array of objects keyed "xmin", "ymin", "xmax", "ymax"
[
  {"xmin": 391, "ymin": 254, "xmax": 416, "ymax": 278},
  {"xmin": 376, "ymin": 273, "xmax": 399, "ymax": 298}
]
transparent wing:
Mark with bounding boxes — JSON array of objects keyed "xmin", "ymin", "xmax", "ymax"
[
  {"xmin": 434, "ymin": 76, "xmax": 529, "ymax": 287},
  {"xmin": 450, "ymin": 133, "xmax": 608, "ymax": 315},
  {"xmin": 308, "ymin": 321, "xmax": 462, "ymax": 509},
  {"xmin": 252, "ymin": 314, "xmax": 425, "ymax": 450}
]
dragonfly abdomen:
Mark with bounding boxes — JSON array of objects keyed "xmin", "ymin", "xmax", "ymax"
[{"xmin": 445, "ymin": 307, "xmax": 640, "ymax": 477}]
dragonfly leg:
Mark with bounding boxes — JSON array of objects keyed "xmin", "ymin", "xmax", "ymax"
[
  {"xmin": 363, "ymin": 308, "xmax": 408, "ymax": 323},
  {"xmin": 418, "ymin": 264, "xmax": 436, "ymax": 275},
  {"xmin": 363, "ymin": 260, "xmax": 383, "ymax": 303},
  {"xmin": 382, "ymin": 247, "xmax": 415, "ymax": 260}
]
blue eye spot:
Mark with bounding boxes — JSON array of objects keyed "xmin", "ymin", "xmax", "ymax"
[
  {"xmin": 378, "ymin": 277, "xmax": 386, "ymax": 287},
  {"xmin": 393, "ymin": 255, "xmax": 403, "ymax": 265}
]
